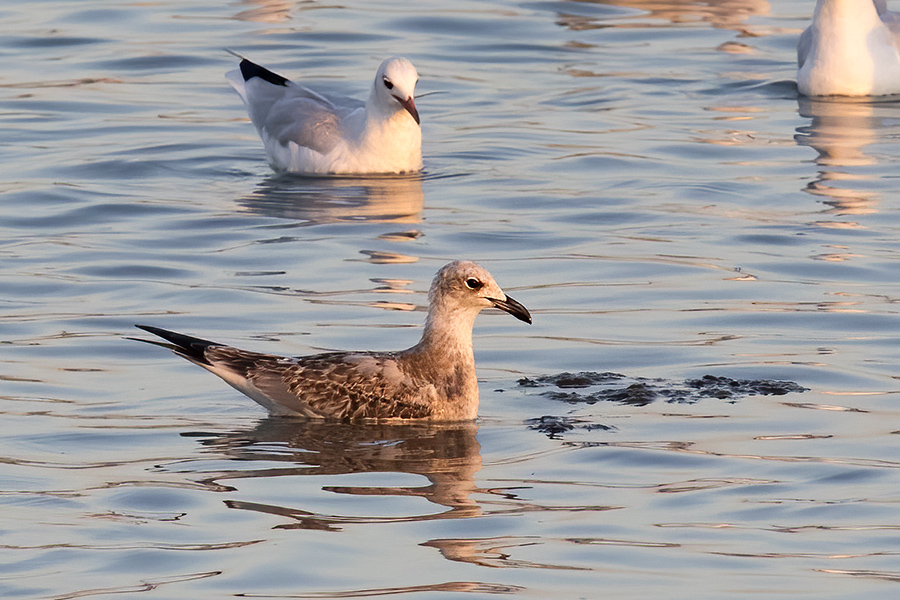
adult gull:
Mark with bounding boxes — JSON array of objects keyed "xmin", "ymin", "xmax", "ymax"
[
  {"xmin": 133, "ymin": 261, "xmax": 531, "ymax": 421},
  {"xmin": 797, "ymin": 0, "xmax": 900, "ymax": 96},
  {"xmin": 226, "ymin": 55, "xmax": 422, "ymax": 174}
]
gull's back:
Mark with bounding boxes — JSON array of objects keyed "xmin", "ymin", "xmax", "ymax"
[
  {"xmin": 202, "ymin": 345, "xmax": 439, "ymax": 420},
  {"xmin": 227, "ymin": 66, "xmax": 363, "ymax": 155}
]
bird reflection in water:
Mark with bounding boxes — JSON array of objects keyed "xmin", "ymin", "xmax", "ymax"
[
  {"xmin": 237, "ymin": 173, "xmax": 424, "ymax": 225},
  {"xmin": 558, "ymin": 0, "xmax": 770, "ymax": 34},
  {"xmin": 231, "ymin": 0, "xmax": 293, "ymax": 23},
  {"xmin": 794, "ymin": 97, "xmax": 900, "ymax": 217},
  {"xmin": 189, "ymin": 419, "xmax": 484, "ymax": 531}
]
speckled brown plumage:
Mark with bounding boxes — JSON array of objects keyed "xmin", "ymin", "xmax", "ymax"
[{"xmin": 133, "ymin": 261, "xmax": 531, "ymax": 422}]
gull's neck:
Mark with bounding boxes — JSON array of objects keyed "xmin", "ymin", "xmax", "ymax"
[
  {"xmin": 365, "ymin": 86, "xmax": 397, "ymax": 122},
  {"xmin": 345, "ymin": 87, "xmax": 421, "ymax": 173},
  {"xmin": 363, "ymin": 91, "xmax": 416, "ymax": 134},
  {"xmin": 407, "ymin": 304, "xmax": 478, "ymax": 363},
  {"xmin": 398, "ymin": 305, "xmax": 481, "ymax": 420}
]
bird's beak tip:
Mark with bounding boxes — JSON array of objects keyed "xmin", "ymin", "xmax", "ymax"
[
  {"xmin": 490, "ymin": 295, "xmax": 532, "ymax": 325},
  {"xmin": 398, "ymin": 96, "xmax": 420, "ymax": 124}
]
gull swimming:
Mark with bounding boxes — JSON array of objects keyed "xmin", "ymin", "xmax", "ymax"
[
  {"xmin": 226, "ymin": 55, "xmax": 422, "ymax": 174},
  {"xmin": 797, "ymin": 0, "xmax": 900, "ymax": 96},
  {"xmin": 133, "ymin": 261, "xmax": 531, "ymax": 421}
]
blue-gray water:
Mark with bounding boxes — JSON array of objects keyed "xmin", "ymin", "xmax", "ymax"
[{"xmin": 3, "ymin": 0, "xmax": 900, "ymax": 598}]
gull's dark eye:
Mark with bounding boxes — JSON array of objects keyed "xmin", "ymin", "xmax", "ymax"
[
  {"xmin": 465, "ymin": 277, "xmax": 483, "ymax": 290},
  {"xmin": 383, "ymin": 77, "xmax": 394, "ymax": 90}
]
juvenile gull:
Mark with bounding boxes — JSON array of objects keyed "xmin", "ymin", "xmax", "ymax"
[
  {"xmin": 226, "ymin": 55, "xmax": 422, "ymax": 174},
  {"xmin": 133, "ymin": 261, "xmax": 531, "ymax": 421},
  {"xmin": 797, "ymin": 0, "xmax": 900, "ymax": 96}
]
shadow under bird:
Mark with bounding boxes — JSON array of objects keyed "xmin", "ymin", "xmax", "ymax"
[
  {"xmin": 226, "ymin": 54, "xmax": 422, "ymax": 174},
  {"xmin": 132, "ymin": 261, "xmax": 531, "ymax": 422}
]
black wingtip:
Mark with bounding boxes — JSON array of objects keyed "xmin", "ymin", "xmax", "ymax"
[
  {"xmin": 133, "ymin": 325, "xmax": 221, "ymax": 364},
  {"xmin": 238, "ymin": 58, "xmax": 289, "ymax": 87}
]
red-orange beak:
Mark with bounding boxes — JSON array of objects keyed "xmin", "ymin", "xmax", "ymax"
[{"xmin": 396, "ymin": 95, "xmax": 420, "ymax": 125}]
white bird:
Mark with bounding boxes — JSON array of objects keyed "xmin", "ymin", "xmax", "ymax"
[
  {"xmin": 226, "ymin": 55, "xmax": 423, "ymax": 174},
  {"xmin": 797, "ymin": 0, "xmax": 900, "ymax": 96},
  {"xmin": 133, "ymin": 261, "xmax": 531, "ymax": 422}
]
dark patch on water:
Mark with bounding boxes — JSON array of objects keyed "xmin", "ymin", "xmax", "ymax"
[
  {"xmin": 519, "ymin": 371, "xmax": 626, "ymax": 389},
  {"xmin": 519, "ymin": 372, "xmax": 807, "ymax": 407},
  {"xmin": 519, "ymin": 372, "xmax": 807, "ymax": 438},
  {"xmin": 525, "ymin": 415, "xmax": 615, "ymax": 439}
]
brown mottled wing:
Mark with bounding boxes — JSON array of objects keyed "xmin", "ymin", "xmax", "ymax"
[
  {"xmin": 286, "ymin": 353, "xmax": 437, "ymax": 420},
  {"xmin": 204, "ymin": 347, "xmax": 436, "ymax": 420}
]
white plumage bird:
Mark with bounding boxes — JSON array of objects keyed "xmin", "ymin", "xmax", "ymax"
[
  {"xmin": 797, "ymin": 0, "xmax": 900, "ymax": 96},
  {"xmin": 226, "ymin": 55, "xmax": 423, "ymax": 174}
]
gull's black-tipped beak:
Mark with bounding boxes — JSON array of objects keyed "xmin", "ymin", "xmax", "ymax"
[
  {"xmin": 490, "ymin": 295, "xmax": 532, "ymax": 324},
  {"xmin": 396, "ymin": 95, "xmax": 420, "ymax": 125}
]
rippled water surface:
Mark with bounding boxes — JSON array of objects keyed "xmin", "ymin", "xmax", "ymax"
[{"xmin": 3, "ymin": 0, "xmax": 900, "ymax": 598}]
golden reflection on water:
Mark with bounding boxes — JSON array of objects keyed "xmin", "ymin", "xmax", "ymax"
[
  {"xmin": 692, "ymin": 94, "xmax": 894, "ymax": 267},
  {"xmin": 561, "ymin": 0, "xmax": 770, "ymax": 33},
  {"xmin": 195, "ymin": 420, "xmax": 484, "ymax": 529},
  {"xmin": 422, "ymin": 536, "xmax": 594, "ymax": 570},
  {"xmin": 238, "ymin": 174, "xmax": 424, "ymax": 225},
  {"xmin": 794, "ymin": 97, "xmax": 897, "ymax": 222},
  {"xmin": 234, "ymin": 0, "xmax": 295, "ymax": 23}
]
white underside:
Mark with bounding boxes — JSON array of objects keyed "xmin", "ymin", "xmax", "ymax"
[
  {"xmin": 798, "ymin": 1, "xmax": 900, "ymax": 96},
  {"xmin": 261, "ymin": 124, "xmax": 422, "ymax": 175}
]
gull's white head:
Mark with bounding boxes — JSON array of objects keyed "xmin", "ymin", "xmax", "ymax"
[
  {"xmin": 428, "ymin": 261, "xmax": 532, "ymax": 324},
  {"xmin": 373, "ymin": 56, "xmax": 420, "ymax": 125}
]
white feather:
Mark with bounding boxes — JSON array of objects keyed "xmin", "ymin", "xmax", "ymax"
[
  {"xmin": 798, "ymin": 0, "xmax": 900, "ymax": 96},
  {"xmin": 227, "ymin": 57, "xmax": 422, "ymax": 174}
]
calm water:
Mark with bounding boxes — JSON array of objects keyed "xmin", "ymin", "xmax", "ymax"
[{"xmin": 3, "ymin": 0, "xmax": 900, "ymax": 598}]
